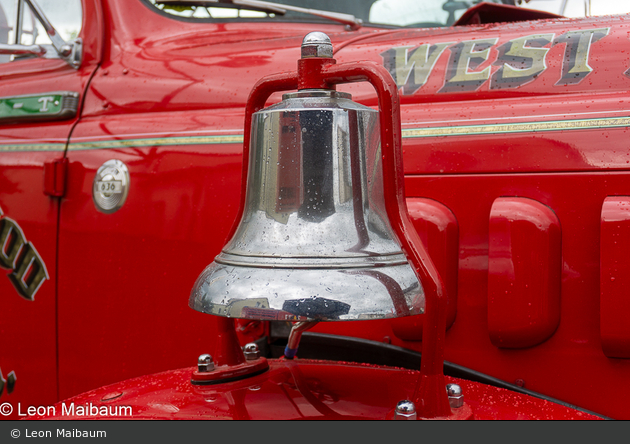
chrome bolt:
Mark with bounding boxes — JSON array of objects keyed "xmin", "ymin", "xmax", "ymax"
[
  {"xmin": 60, "ymin": 45, "xmax": 73, "ymax": 57},
  {"xmin": 197, "ymin": 354, "xmax": 214, "ymax": 372},
  {"xmin": 301, "ymin": 31, "xmax": 333, "ymax": 59},
  {"xmin": 243, "ymin": 343, "xmax": 260, "ymax": 361},
  {"xmin": 394, "ymin": 400, "xmax": 417, "ymax": 420},
  {"xmin": 446, "ymin": 383, "xmax": 464, "ymax": 409}
]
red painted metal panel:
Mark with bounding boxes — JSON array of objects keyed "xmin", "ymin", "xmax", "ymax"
[
  {"xmin": 2, "ymin": 0, "xmax": 628, "ymax": 419},
  {"xmin": 0, "ymin": 195, "xmax": 57, "ymax": 419},
  {"xmin": 341, "ymin": 16, "xmax": 630, "ymax": 108},
  {"xmin": 322, "ymin": 173, "xmax": 630, "ymax": 418},
  {"xmin": 30, "ymin": 360, "xmax": 601, "ymax": 420},
  {"xmin": 0, "ymin": 0, "xmax": 103, "ymax": 416},
  {"xmin": 86, "ymin": 0, "xmax": 377, "ymax": 118},
  {"xmin": 391, "ymin": 198, "xmax": 459, "ymax": 341},
  {"xmin": 600, "ymin": 196, "xmax": 630, "ymax": 358},
  {"xmin": 397, "ymin": 94, "xmax": 630, "ymax": 176},
  {"xmin": 488, "ymin": 197, "xmax": 561, "ymax": 348},
  {"xmin": 58, "ymin": 109, "xmax": 245, "ymax": 399}
]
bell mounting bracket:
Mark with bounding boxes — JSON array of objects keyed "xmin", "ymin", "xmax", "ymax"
[{"xmin": 191, "ymin": 317, "xmax": 270, "ymax": 385}]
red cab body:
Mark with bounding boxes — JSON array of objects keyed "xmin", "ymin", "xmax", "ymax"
[{"xmin": 1, "ymin": 0, "xmax": 629, "ymax": 419}]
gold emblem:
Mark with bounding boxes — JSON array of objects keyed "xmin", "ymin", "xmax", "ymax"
[{"xmin": 0, "ymin": 206, "xmax": 49, "ymax": 301}]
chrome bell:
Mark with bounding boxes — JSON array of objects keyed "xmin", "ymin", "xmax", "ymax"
[{"xmin": 189, "ymin": 34, "xmax": 424, "ymax": 321}]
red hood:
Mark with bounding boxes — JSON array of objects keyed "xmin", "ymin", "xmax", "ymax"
[{"xmin": 85, "ymin": 1, "xmax": 630, "ymax": 116}]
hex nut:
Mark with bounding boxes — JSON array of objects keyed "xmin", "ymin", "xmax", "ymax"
[
  {"xmin": 198, "ymin": 354, "xmax": 214, "ymax": 372},
  {"xmin": 394, "ymin": 400, "xmax": 417, "ymax": 420},
  {"xmin": 446, "ymin": 383, "xmax": 464, "ymax": 409},
  {"xmin": 301, "ymin": 31, "xmax": 333, "ymax": 58},
  {"xmin": 243, "ymin": 343, "xmax": 260, "ymax": 360}
]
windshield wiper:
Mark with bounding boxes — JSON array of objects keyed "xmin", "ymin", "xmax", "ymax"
[
  {"xmin": 0, "ymin": 0, "xmax": 82, "ymax": 68},
  {"xmin": 24, "ymin": 0, "xmax": 82, "ymax": 68},
  {"xmin": 158, "ymin": 0, "xmax": 363, "ymax": 30}
]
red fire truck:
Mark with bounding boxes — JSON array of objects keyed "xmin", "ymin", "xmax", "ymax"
[{"xmin": 1, "ymin": 0, "xmax": 629, "ymax": 419}]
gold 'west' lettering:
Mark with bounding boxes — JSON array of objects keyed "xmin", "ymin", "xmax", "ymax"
[
  {"xmin": 553, "ymin": 28, "xmax": 609, "ymax": 85},
  {"xmin": 491, "ymin": 34, "xmax": 554, "ymax": 89},
  {"xmin": 382, "ymin": 28, "xmax": 611, "ymax": 95},
  {"xmin": 439, "ymin": 38, "xmax": 497, "ymax": 93},
  {"xmin": 381, "ymin": 42, "xmax": 451, "ymax": 95}
]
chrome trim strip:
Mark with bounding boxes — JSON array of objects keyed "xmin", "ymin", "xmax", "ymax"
[
  {"xmin": 68, "ymin": 135, "xmax": 243, "ymax": 150},
  {"xmin": 0, "ymin": 143, "xmax": 66, "ymax": 153}
]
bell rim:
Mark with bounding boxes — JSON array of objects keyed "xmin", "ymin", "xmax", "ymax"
[{"xmin": 189, "ymin": 260, "xmax": 425, "ymax": 321}]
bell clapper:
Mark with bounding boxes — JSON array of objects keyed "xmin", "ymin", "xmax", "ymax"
[{"xmin": 284, "ymin": 321, "xmax": 319, "ymax": 359}]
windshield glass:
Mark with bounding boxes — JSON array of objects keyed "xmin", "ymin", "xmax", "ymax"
[
  {"xmin": 0, "ymin": 0, "xmax": 81, "ymax": 44},
  {"xmin": 149, "ymin": 0, "xmax": 514, "ymax": 27},
  {"xmin": 148, "ymin": 0, "xmax": 630, "ymax": 27}
]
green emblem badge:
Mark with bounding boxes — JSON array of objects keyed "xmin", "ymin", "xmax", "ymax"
[{"xmin": 0, "ymin": 91, "xmax": 79, "ymax": 123}]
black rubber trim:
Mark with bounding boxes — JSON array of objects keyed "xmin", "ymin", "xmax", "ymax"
[
  {"xmin": 268, "ymin": 332, "xmax": 611, "ymax": 419},
  {"xmin": 190, "ymin": 366, "xmax": 269, "ymax": 385}
]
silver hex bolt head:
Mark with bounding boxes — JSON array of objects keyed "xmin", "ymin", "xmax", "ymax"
[
  {"xmin": 243, "ymin": 343, "xmax": 260, "ymax": 361},
  {"xmin": 446, "ymin": 383, "xmax": 464, "ymax": 409},
  {"xmin": 197, "ymin": 354, "xmax": 214, "ymax": 372},
  {"xmin": 394, "ymin": 400, "xmax": 417, "ymax": 420},
  {"xmin": 60, "ymin": 45, "xmax": 73, "ymax": 57},
  {"xmin": 301, "ymin": 31, "xmax": 333, "ymax": 59}
]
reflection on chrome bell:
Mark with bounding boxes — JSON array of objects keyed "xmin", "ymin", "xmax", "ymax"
[{"xmin": 189, "ymin": 89, "xmax": 424, "ymax": 321}]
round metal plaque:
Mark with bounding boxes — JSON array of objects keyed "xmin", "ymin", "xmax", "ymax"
[{"xmin": 93, "ymin": 159, "xmax": 130, "ymax": 214}]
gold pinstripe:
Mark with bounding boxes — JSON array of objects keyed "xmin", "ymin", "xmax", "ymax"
[{"xmin": 402, "ymin": 116, "xmax": 630, "ymax": 138}]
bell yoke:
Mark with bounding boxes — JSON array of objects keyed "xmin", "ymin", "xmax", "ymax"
[{"xmin": 189, "ymin": 32, "xmax": 454, "ymax": 418}]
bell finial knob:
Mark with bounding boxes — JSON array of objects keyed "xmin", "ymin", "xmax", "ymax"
[{"xmin": 301, "ymin": 31, "xmax": 333, "ymax": 59}]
